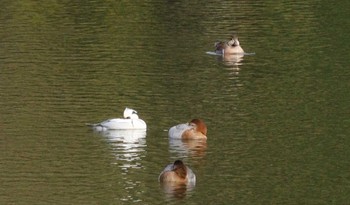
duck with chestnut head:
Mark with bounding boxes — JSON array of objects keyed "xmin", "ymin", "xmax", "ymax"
[
  {"xmin": 159, "ymin": 160, "xmax": 196, "ymax": 184},
  {"xmin": 168, "ymin": 119, "xmax": 207, "ymax": 140}
]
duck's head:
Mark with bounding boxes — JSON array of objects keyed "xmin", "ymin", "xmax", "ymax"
[
  {"xmin": 189, "ymin": 119, "xmax": 207, "ymax": 136},
  {"xmin": 172, "ymin": 160, "xmax": 187, "ymax": 179},
  {"xmin": 214, "ymin": 41, "xmax": 224, "ymax": 49},
  {"xmin": 227, "ymin": 33, "xmax": 240, "ymax": 47},
  {"xmin": 123, "ymin": 107, "xmax": 139, "ymax": 119}
]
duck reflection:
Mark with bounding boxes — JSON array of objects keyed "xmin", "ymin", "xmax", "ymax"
[
  {"xmin": 219, "ymin": 53, "xmax": 244, "ymax": 68},
  {"xmin": 98, "ymin": 129, "xmax": 147, "ymax": 170},
  {"xmin": 169, "ymin": 138, "xmax": 207, "ymax": 159},
  {"xmin": 160, "ymin": 181, "xmax": 195, "ymax": 200},
  {"xmin": 96, "ymin": 129, "xmax": 146, "ymax": 202}
]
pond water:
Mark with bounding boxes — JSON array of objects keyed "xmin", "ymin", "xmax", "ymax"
[{"xmin": 1, "ymin": 0, "xmax": 349, "ymax": 204}]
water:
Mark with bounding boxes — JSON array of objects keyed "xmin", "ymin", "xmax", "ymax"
[{"xmin": 1, "ymin": 0, "xmax": 349, "ymax": 204}]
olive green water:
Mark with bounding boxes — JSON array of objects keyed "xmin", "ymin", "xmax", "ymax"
[{"xmin": 1, "ymin": 0, "xmax": 349, "ymax": 204}]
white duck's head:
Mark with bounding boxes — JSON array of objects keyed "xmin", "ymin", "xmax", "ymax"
[{"xmin": 123, "ymin": 107, "xmax": 139, "ymax": 119}]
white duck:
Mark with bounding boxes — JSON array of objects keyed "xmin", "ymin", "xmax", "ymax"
[{"xmin": 91, "ymin": 107, "xmax": 147, "ymax": 131}]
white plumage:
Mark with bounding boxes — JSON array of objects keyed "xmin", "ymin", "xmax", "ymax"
[{"xmin": 91, "ymin": 107, "xmax": 146, "ymax": 131}]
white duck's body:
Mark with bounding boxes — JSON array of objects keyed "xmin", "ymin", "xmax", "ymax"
[
  {"xmin": 93, "ymin": 118, "xmax": 146, "ymax": 131},
  {"xmin": 91, "ymin": 108, "xmax": 147, "ymax": 131}
]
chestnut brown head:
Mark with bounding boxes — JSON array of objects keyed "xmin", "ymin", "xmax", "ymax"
[
  {"xmin": 173, "ymin": 160, "xmax": 187, "ymax": 179},
  {"xmin": 190, "ymin": 119, "xmax": 207, "ymax": 136}
]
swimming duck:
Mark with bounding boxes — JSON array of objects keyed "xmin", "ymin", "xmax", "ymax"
[
  {"xmin": 159, "ymin": 160, "xmax": 196, "ymax": 184},
  {"xmin": 215, "ymin": 33, "xmax": 244, "ymax": 55},
  {"xmin": 168, "ymin": 119, "xmax": 207, "ymax": 140},
  {"xmin": 90, "ymin": 107, "xmax": 146, "ymax": 131}
]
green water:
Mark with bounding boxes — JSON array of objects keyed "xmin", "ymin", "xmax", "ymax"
[{"xmin": 1, "ymin": 0, "xmax": 349, "ymax": 204}]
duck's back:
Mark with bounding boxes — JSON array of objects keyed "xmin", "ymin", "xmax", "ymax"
[
  {"xmin": 97, "ymin": 118, "xmax": 146, "ymax": 130},
  {"xmin": 159, "ymin": 171, "xmax": 181, "ymax": 183},
  {"xmin": 186, "ymin": 167, "xmax": 196, "ymax": 184},
  {"xmin": 168, "ymin": 123, "xmax": 192, "ymax": 139},
  {"xmin": 224, "ymin": 45, "xmax": 244, "ymax": 54}
]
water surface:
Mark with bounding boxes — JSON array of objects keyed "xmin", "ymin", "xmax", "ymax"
[{"xmin": 1, "ymin": 0, "xmax": 349, "ymax": 204}]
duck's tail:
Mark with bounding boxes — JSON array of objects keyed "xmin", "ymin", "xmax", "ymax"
[
  {"xmin": 86, "ymin": 123, "xmax": 107, "ymax": 132},
  {"xmin": 85, "ymin": 123, "xmax": 97, "ymax": 128}
]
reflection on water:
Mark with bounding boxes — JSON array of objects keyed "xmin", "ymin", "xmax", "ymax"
[
  {"xmin": 207, "ymin": 51, "xmax": 247, "ymax": 88},
  {"xmin": 98, "ymin": 130, "xmax": 147, "ymax": 170},
  {"xmin": 217, "ymin": 52, "xmax": 255, "ymax": 89},
  {"xmin": 160, "ymin": 181, "xmax": 195, "ymax": 201},
  {"xmin": 1, "ymin": 0, "xmax": 349, "ymax": 204},
  {"xmin": 97, "ymin": 130, "xmax": 147, "ymax": 202},
  {"xmin": 220, "ymin": 53, "xmax": 244, "ymax": 68},
  {"xmin": 169, "ymin": 139, "xmax": 207, "ymax": 159}
]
